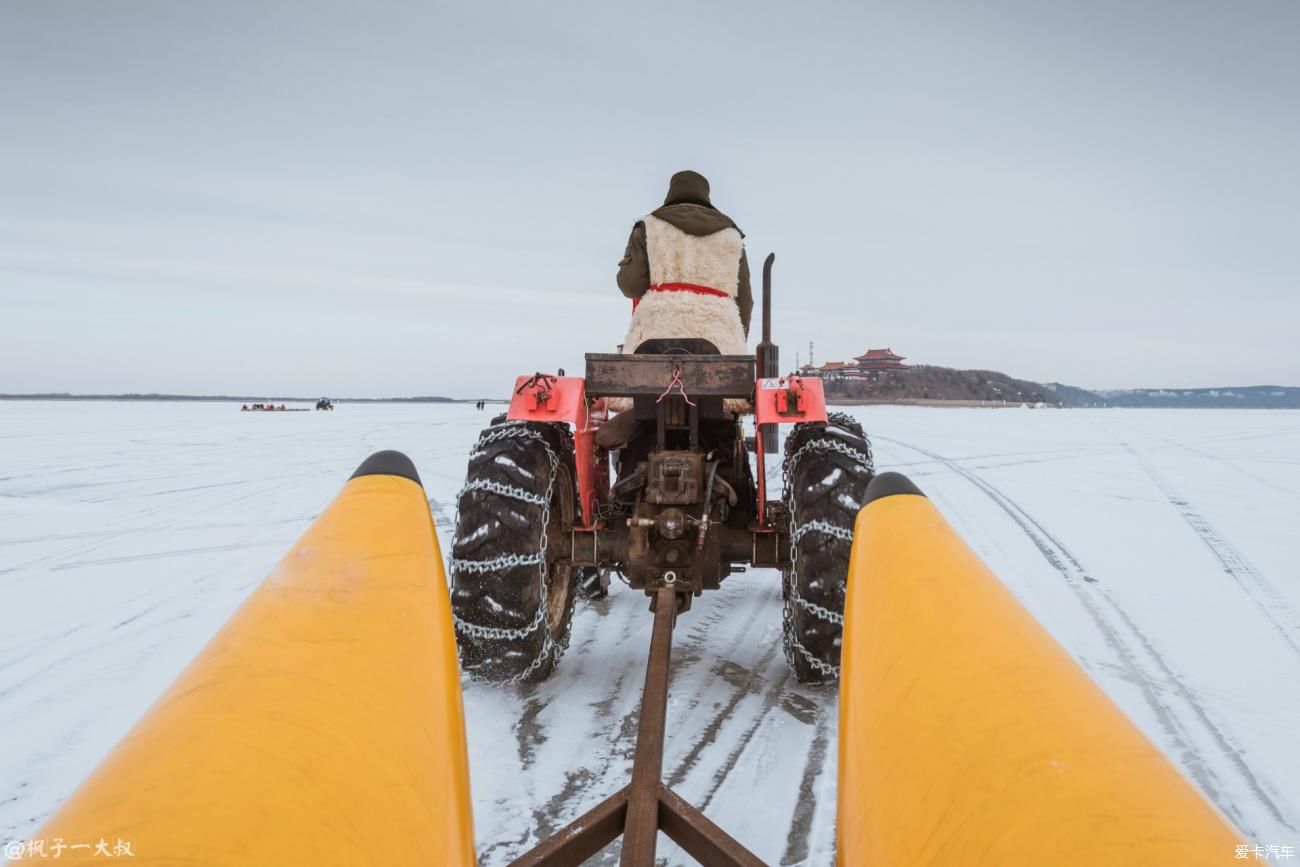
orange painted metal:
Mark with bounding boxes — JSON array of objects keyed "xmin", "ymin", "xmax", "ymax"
[
  {"xmin": 507, "ymin": 374, "xmax": 588, "ymax": 425},
  {"xmin": 753, "ymin": 376, "xmax": 827, "ymax": 425},
  {"xmin": 507, "ymin": 374, "xmax": 606, "ymax": 529}
]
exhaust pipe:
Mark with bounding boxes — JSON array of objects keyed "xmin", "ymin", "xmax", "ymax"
[{"xmin": 755, "ymin": 253, "xmax": 779, "ymax": 454}]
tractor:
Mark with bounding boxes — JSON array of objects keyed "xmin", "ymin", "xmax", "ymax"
[{"xmin": 449, "ymin": 255, "xmax": 874, "ymax": 685}]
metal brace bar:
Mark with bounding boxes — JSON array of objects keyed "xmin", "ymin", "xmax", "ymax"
[
  {"xmin": 620, "ymin": 585, "xmax": 677, "ymax": 864},
  {"xmin": 507, "ymin": 786, "xmax": 629, "ymax": 867},
  {"xmin": 658, "ymin": 784, "xmax": 767, "ymax": 867}
]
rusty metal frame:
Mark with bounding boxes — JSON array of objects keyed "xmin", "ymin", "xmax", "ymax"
[
  {"xmin": 585, "ymin": 354, "xmax": 757, "ymax": 398},
  {"xmin": 507, "ymin": 586, "xmax": 769, "ymax": 867}
]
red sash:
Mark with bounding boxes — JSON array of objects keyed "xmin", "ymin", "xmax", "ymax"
[{"xmin": 632, "ymin": 282, "xmax": 729, "ymax": 312}]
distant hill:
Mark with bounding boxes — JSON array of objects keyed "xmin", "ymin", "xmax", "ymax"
[
  {"xmin": 819, "ymin": 367, "xmax": 1300, "ymax": 408},
  {"xmin": 823, "ymin": 365, "xmax": 1060, "ymax": 405},
  {"xmin": 1090, "ymin": 386, "xmax": 1300, "ymax": 409},
  {"xmin": 1039, "ymin": 382, "xmax": 1109, "ymax": 407}
]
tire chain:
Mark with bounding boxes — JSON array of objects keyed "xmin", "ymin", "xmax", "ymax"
[
  {"xmin": 457, "ymin": 477, "xmax": 549, "ymax": 507},
  {"xmin": 780, "ymin": 417, "xmax": 874, "ymax": 680},
  {"xmin": 450, "ymin": 422, "xmax": 565, "ymax": 682}
]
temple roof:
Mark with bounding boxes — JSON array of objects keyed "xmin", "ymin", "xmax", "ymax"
[{"xmin": 855, "ymin": 348, "xmax": 904, "ymax": 361}]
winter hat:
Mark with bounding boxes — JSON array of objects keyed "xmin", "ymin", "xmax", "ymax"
[{"xmin": 663, "ymin": 170, "xmax": 713, "ymax": 208}]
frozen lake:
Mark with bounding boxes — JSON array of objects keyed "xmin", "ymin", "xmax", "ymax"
[{"xmin": 2, "ymin": 401, "xmax": 1298, "ymax": 862}]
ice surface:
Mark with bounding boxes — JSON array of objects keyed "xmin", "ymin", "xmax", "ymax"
[{"xmin": 1, "ymin": 401, "xmax": 1297, "ymax": 863}]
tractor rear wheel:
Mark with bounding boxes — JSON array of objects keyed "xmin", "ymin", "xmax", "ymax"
[
  {"xmin": 781, "ymin": 411, "xmax": 874, "ymax": 684},
  {"xmin": 450, "ymin": 420, "xmax": 580, "ymax": 682}
]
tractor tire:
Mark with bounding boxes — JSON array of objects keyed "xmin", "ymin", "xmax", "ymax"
[
  {"xmin": 450, "ymin": 420, "xmax": 580, "ymax": 682},
  {"xmin": 781, "ymin": 411, "xmax": 874, "ymax": 684}
]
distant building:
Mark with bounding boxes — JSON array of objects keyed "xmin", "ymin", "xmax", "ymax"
[
  {"xmin": 853, "ymin": 348, "xmax": 910, "ymax": 372},
  {"xmin": 798, "ymin": 348, "xmax": 911, "ymax": 379}
]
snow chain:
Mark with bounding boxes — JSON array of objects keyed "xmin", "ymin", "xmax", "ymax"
[
  {"xmin": 781, "ymin": 422, "xmax": 874, "ymax": 680},
  {"xmin": 457, "ymin": 478, "xmax": 549, "ymax": 507},
  {"xmin": 450, "ymin": 422, "xmax": 565, "ymax": 683}
]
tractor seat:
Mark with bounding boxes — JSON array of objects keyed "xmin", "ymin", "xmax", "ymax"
[{"xmin": 633, "ymin": 338, "xmax": 721, "ymax": 356}]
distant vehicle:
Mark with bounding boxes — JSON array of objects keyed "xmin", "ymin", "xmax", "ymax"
[
  {"xmin": 316, "ymin": 398, "xmax": 334, "ymax": 411},
  {"xmin": 242, "ymin": 402, "xmax": 309, "ymax": 412}
]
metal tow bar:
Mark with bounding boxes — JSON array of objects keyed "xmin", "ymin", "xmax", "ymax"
[{"xmin": 508, "ymin": 586, "xmax": 769, "ymax": 867}]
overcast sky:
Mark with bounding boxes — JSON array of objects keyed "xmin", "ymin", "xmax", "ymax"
[{"xmin": 2, "ymin": 0, "xmax": 1296, "ymax": 397}]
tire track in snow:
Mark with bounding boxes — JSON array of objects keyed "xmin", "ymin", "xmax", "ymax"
[
  {"xmin": 779, "ymin": 694, "xmax": 834, "ymax": 866},
  {"xmin": 692, "ymin": 661, "xmax": 792, "ymax": 815},
  {"xmin": 480, "ymin": 590, "xmax": 657, "ymax": 860},
  {"xmin": 0, "ymin": 515, "xmax": 310, "ymax": 548},
  {"xmin": 1119, "ymin": 442, "xmax": 1300, "ymax": 661},
  {"xmin": 426, "ymin": 496, "xmax": 455, "ymax": 537},
  {"xmin": 1170, "ymin": 441, "xmax": 1300, "ymax": 502},
  {"xmin": 484, "ymin": 578, "xmax": 818, "ymax": 865},
  {"xmin": 663, "ymin": 601, "xmax": 783, "ymax": 792},
  {"xmin": 49, "ymin": 541, "xmax": 288, "ymax": 571},
  {"xmin": 665, "ymin": 579, "xmax": 831, "ymax": 863},
  {"xmin": 878, "ymin": 435, "xmax": 1291, "ymax": 834}
]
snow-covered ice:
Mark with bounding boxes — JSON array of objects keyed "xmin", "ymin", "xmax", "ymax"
[{"xmin": 2, "ymin": 401, "xmax": 1298, "ymax": 863}]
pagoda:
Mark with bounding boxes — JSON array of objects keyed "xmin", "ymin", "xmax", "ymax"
[{"xmin": 853, "ymin": 348, "xmax": 909, "ymax": 371}]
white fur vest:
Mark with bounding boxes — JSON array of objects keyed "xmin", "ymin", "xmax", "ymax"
[{"xmin": 621, "ymin": 215, "xmax": 748, "ymax": 357}]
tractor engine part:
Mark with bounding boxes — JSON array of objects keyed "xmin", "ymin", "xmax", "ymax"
[
  {"xmin": 655, "ymin": 507, "xmax": 687, "ymax": 540},
  {"xmin": 646, "ymin": 450, "xmax": 704, "ymax": 505},
  {"xmin": 594, "ymin": 408, "xmax": 644, "ymax": 449}
]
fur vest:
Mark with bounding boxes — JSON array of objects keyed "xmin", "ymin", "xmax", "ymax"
[{"xmin": 621, "ymin": 215, "xmax": 749, "ymax": 357}]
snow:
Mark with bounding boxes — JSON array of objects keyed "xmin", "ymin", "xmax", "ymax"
[{"xmin": 2, "ymin": 401, "xmax": 1298, "ymax": 863}]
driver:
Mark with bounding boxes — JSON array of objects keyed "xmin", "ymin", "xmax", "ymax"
[{"xmin": 616, "ymin": 170, "xmax": 752, "ymax": 356}]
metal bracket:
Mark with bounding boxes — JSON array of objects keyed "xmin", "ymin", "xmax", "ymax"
[{"xmin": 569, "ymin": 529, "xmax": 599, "ymax": 567}]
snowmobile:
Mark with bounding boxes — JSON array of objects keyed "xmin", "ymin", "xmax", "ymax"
[{"xmin": 449, "ymin": 254, "xmax": 875, "ymax": 686}]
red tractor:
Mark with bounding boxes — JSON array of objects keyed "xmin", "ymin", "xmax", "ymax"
[{"xmin": 449, "ymin": 256, "xmax": 874, "ymax": 684}]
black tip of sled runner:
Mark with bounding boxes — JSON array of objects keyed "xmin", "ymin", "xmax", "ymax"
[
  {"xmin": 864, "ymin": 471, "xmax": 925, "ymax": 505},
  {"xmin": 350, "ymin": 450, "xmax": 423, "ymax": 487}
]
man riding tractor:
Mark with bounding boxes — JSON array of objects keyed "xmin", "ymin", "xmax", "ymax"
[
  {"xmin": 599, "ymin": 170, "xmax": 757, "ymax": 507},
  {"xmin": 448, "ymin": 169, "xmax": 873, "ymax": 685},
  {"xmin": 602, "ymin": 171, "xmax": 751, "ymax": 422},
  {"xmin": 616, "ymin": 169, "xmax": 753, "ymax": 356}
]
